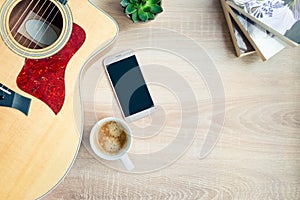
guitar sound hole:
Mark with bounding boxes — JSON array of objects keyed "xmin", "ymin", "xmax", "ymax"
[{"xmin": 9, "ymin": 0, "xmax": 63, "ymax": 49}]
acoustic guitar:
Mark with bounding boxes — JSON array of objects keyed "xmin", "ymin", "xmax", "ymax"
[{"xmin": 0, "ymin": 0, "xmax": 117, "ymax": 199}]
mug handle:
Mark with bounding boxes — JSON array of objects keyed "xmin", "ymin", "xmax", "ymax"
[{"xmin": 120, "ymin": 154, "xmax": 134, "ymax": 171}]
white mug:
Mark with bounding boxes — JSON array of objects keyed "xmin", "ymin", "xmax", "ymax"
[{"xmin": 89, "ymin": 117, "xmax": 134, "ymax": 171}]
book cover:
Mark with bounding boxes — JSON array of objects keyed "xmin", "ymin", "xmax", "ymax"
[
  {"xmin": 228, "ymin": 4, "xmax": 287, "ymax": 60},
  {"xmin": 227, "ymin": 0, "xmax": 300, "ymax": 46}
]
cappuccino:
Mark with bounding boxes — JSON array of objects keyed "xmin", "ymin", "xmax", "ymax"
[{"xmin": 96, "ymin": 121, "xmax": 128, "ymax": 155}]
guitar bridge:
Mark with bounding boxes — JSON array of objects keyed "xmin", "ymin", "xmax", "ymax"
[{"xmin": 0, "ymin": 83, "xmax": 31, "ymax": 116}]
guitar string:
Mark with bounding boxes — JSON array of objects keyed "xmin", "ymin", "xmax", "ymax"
[
  {"xmin": 26, "ymin": 3, "xmax": 58, "ymax": 49},
  {"xmin": 11, "ymin": 0, "xmax": 42, "ymax": 39},
  {"xmin": 17, "ymin": 0, "xmax": 53, "ymax": 49},
  {"xmin": 31, "ymin": 9, "xmax": 61, "ymax": 49},
  {"xmin": 0, "ymin": 0, "xmax": 48, "ymax": 51},
  {"xmin": 0, "ymin": 0, "xmax": 39, "ymax": 50},
  {"xmin": 2, "ymin": 0, "xmax": 64, "ymax": 52}
]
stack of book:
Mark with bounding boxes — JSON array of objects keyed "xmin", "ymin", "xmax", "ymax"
[{"xmin": 220, "ymin": 0, "xmax": 299, "ymax": 61}]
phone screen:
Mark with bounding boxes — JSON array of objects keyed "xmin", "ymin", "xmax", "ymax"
[{"xmin": 106, "ymin": 55, "xmax": 154, "ymax": 117}]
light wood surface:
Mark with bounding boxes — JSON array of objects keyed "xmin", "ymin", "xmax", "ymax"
[
  {"xmin": 44, "ymin": 0, "xmax": 300, "ymax": 199},
  {"xmin": 0, "ymin": 0, "xmax": 117, "ymax": 199}
]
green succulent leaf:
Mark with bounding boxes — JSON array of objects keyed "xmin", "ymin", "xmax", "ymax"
[
  {"xmin": 143, "ymin": 5, "xmax": 151, "ymax": 12},
  {"xmin": 123, "ymin": 0, "xmax": 162, "ymax": 22},
  {"xmin": 130, "ymin": 0, "xmax": 139, "ymax": 4},
  {"xmin": 150, "ymin": 4, "xmax": 163, "ymax": 14},
  {"xmin": 120, "ymin": 0, "xmax": 130, "ymax": 7},
  {"xmin": 138, "ymin": 8, "xmax": 148, "ymax": 21},
  {"xmin": 148, "ymin": 0, "xmax": 160, "ymax": 4},
  {"xmin": 131, "ymin": 11, "xmax": 139, "ymax": 23},
  {"xmin": 126, "ymin": 4, "xmax": 137, "ymax": 14},
  {"xmin": 147, "ymin": 12, "xmax": 155, "ymax": 20}
]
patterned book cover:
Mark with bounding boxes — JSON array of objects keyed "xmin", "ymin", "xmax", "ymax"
[
  {"xmin": 229, "ymin": 5, "xmax": 287, "ymax": 60},
  {"xmin": 227, "ymin": 0, "xmax": 300, "ymax": 46}
]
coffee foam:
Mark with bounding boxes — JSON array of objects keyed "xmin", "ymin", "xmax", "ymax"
[{"xmin": 96, "ymin": 121, "xmax": 128, "ymax": 155}]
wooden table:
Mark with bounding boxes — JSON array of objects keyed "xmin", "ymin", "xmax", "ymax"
[{"xmin": 45, "ymin": 0, "xmax": 300, "ymax": 199}]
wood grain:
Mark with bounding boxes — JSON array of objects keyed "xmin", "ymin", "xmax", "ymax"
[{"xmin": 44, "ymin": 0, "xmax": 300, "ymax": 199}]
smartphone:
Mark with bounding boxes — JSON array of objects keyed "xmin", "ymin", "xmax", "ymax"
[{"xmin": 103, "ymin": 49, "xmax": 155, "ymax": 122}]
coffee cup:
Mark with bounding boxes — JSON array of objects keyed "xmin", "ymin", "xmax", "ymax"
[{"xmin": 89, "ymin": 117, "xmax": 134, "ymax": 171}]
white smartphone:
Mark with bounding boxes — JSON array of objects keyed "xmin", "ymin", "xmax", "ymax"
[{"xmin": 103, "ymin": 49, "xmax": 155, "ymax": 122}]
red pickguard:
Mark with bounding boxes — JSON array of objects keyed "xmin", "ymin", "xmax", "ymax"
[{"xmin": 16, "ymin": 23, "xmax": 86, "ymax": 114}]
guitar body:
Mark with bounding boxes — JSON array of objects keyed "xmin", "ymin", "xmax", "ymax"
[{"xmin": 0, "ymin": 0, "xmax": 117, "ymax": 199}]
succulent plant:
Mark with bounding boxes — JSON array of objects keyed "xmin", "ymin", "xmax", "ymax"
[{"xmin": 120, "ymin": 0, "xmax": 163, "ymax": 23}]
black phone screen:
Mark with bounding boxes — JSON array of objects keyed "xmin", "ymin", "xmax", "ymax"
[{"xmin": 106, "ymin": 55, "xmax": 154, "ymax": 117}]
